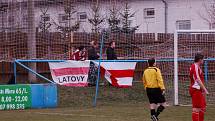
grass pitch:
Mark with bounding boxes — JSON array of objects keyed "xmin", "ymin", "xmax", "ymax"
[
  {"xmin": 0, "ymin": 104, "xmax": 215, "ymax": 121},
  {"xmin": 1, "ymin": 83, "xmax": 214, "ymax": 121}
]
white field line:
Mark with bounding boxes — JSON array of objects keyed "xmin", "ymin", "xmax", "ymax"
[{"xmin": 32, "ymin": 112, "xmax": 117, "ymax": 119}]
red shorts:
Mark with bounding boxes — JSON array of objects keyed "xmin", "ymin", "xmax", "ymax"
[{"xmin": 189, "ymin": 88, "xmax": 206, "ymax": 109}]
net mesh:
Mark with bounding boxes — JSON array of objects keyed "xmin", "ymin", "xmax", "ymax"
[
  {"xmin": 177, "ymin": 33, "xmax": 215, "ymax": 105},
  {"xmin": 0, "ymin": 1, "xmax": 174, "ymax": 61}
]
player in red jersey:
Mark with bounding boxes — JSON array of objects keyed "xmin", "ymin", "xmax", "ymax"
[{"xmin": 189, "ymin": 54, "xmax": 209, "ymax": 121}]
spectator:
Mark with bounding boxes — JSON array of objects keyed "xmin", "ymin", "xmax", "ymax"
[
  {"xmin": 88, "ymin": 40, "xmax": 100, "ymax": 86},
  {"xmin": 106, "ymin": 41, "xmax": 117, "ymax": 60},
  {"xmin": 70, "ymin": 46, "xmax": 87, "ymax": 61},
  {"xmin": 88, "ymin": 40, "xmax": 100, "ymax": 60}
]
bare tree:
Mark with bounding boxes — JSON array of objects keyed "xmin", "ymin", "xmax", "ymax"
[
  {"xmin": 38, "ymin": 1, "xmax": 52, "ymax": 32},
  {"xmin": 51, "ymin": 0, "xmax": 80, "ymax": 59},
  {"xmin": 118, "ymin": 1, "xmax": 139, "ymax": 57},
  {"xmin": 108, "ymin": 0, "xmax": 120, "ymax": 33},
  {"xmin": 27, "ymin": 0, "xmax": 37, "ymax": 82},
  {"xmin": 200, "ymin": 1, "xmax": 215, "ymax": 29},
  {"xmin": 88, "ymin": 0, "xmax": 105, "ymax": 33},
  {"xmin": 120, "ymin": 1, "xmax": 138, "ymax": 33},
  {"xmin": 38, "ymin": 1, "xmax": 53, "ymax": 59},
  {"xmin": 53, "ymin": 0, "xmax": 80, "ymax": 37}
]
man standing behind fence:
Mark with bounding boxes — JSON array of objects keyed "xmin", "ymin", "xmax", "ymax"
[
  {"xmin": 88, "ymin": 40, "xmax": 100, "ymax": 86},
  {"xmin": 106, "ymin": 41, "xmax": 117, "ymax": 86},
  {"xmin": 106, "ymin": 41, "xmax": 117, "ymax": 60},
  {"xmin": 88, "ymin": 41, "xmax": 100, "ymax": 60}
]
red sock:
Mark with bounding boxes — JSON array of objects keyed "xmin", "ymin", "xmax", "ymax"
[
  {"xmin": 199, "ymin": 111, "xmax": 204, "ymax": 121},
  {"xmin": 192, "ymin": 112, "xmax": 199, "ymax": 121}
]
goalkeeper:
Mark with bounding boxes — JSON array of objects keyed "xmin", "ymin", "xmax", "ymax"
[{"xmin": 142, "ymin": 58, "xmax": 166, "ymax": 121}]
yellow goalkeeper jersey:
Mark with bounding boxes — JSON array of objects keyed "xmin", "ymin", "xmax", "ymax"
[{"xmin": 142, "ymin": 67, "xmax": 165, "ymax": 90}]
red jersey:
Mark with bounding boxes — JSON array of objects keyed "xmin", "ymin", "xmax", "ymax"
[
  {"xmin": 189, "ymin": 63, "xmax": 206, "ymax": 109},
  {"xmin": 189, "ymin": 63, "xmax": 204, "ymax": 91},
  {"xmin": 70, "ymin": 50, "xmax": 86, "ymax": 61}
]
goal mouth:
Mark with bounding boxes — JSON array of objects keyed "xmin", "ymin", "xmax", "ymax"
[{"xmin": 174, "ymin": 30, "xmax": 215, "ymax": 106}]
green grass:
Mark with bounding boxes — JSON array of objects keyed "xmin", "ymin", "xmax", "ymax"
[
  {"xmin": 0, "ymin": 104, "xmax": 215, "ymax": 121},
  {"xmin": 1, "ymin": 83, "xmax": 214, "ymax": 121}
]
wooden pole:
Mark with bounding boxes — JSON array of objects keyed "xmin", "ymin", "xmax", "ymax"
[{"xmin": 27, "ymin": 0, "xmax": 37, "ymax": 83}]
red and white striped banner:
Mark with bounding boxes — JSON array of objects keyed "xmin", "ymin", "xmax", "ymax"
[
  {"xmin": 96, "ymin": 61, "xmax": 137, "ymax": 88},
  {"xmin": 49, "ymin": 60, "xmax": 90, "ymax": 87}
]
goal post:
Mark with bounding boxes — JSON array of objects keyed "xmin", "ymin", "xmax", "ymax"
[
  {"xmin": 174, "ymin": 30, "xmax": 179, "ymax": 105},
  {"xmin": 174, "ymin": 29, "xmax": 215, "ymax": 106}
]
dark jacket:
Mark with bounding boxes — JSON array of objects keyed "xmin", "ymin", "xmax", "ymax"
[
  {"xmin": 106, "ymin": 47, "xmax": 117, "ymax": 60},
  {"xmin": 88, "ymin": 46, "xmax": 99, "ymax": 60}
]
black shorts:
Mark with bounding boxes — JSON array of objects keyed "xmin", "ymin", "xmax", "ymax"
[{"xmin": 146, "ymin": 88, "xmax": 166, "ymax": 104}]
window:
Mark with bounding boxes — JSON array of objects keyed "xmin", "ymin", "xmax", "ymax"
[
  {"xmin": 59, "ymin": 14, "xmax": 69, "ymax": 23},
  {"xmin": 176, "ymin": 20, "xmax": 191, "ymax": 30},
  {"xmin": 144, "ymin": 8, "xmax": 155, "ymax": 18},
  {"xmin": 211, "ymin": 3, "xmax": 215, "ymax": 9},
  {"xmin": 128, "ymin": 20, "xmax": 132, "ymax": 26},
  {"xmin": 77, "ymin": 12, "xmax": 87, "ymax": 22},
  {"xmin": 209, "ymin": 22, "xmax": 215, "ymax": 29},
  {"xmin": 41, "ymin": 14, "xmax": 50, "ymax": 22}
]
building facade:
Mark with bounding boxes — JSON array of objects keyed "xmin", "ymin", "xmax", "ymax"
[{"xmin": 0, "ymin": 0, "xmax": 214, "ymax": 33}]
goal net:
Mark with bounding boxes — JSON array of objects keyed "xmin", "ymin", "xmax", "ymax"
[{"xmin": 175, "ymin": 30, "xmax": 215, "ymax": 106}]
